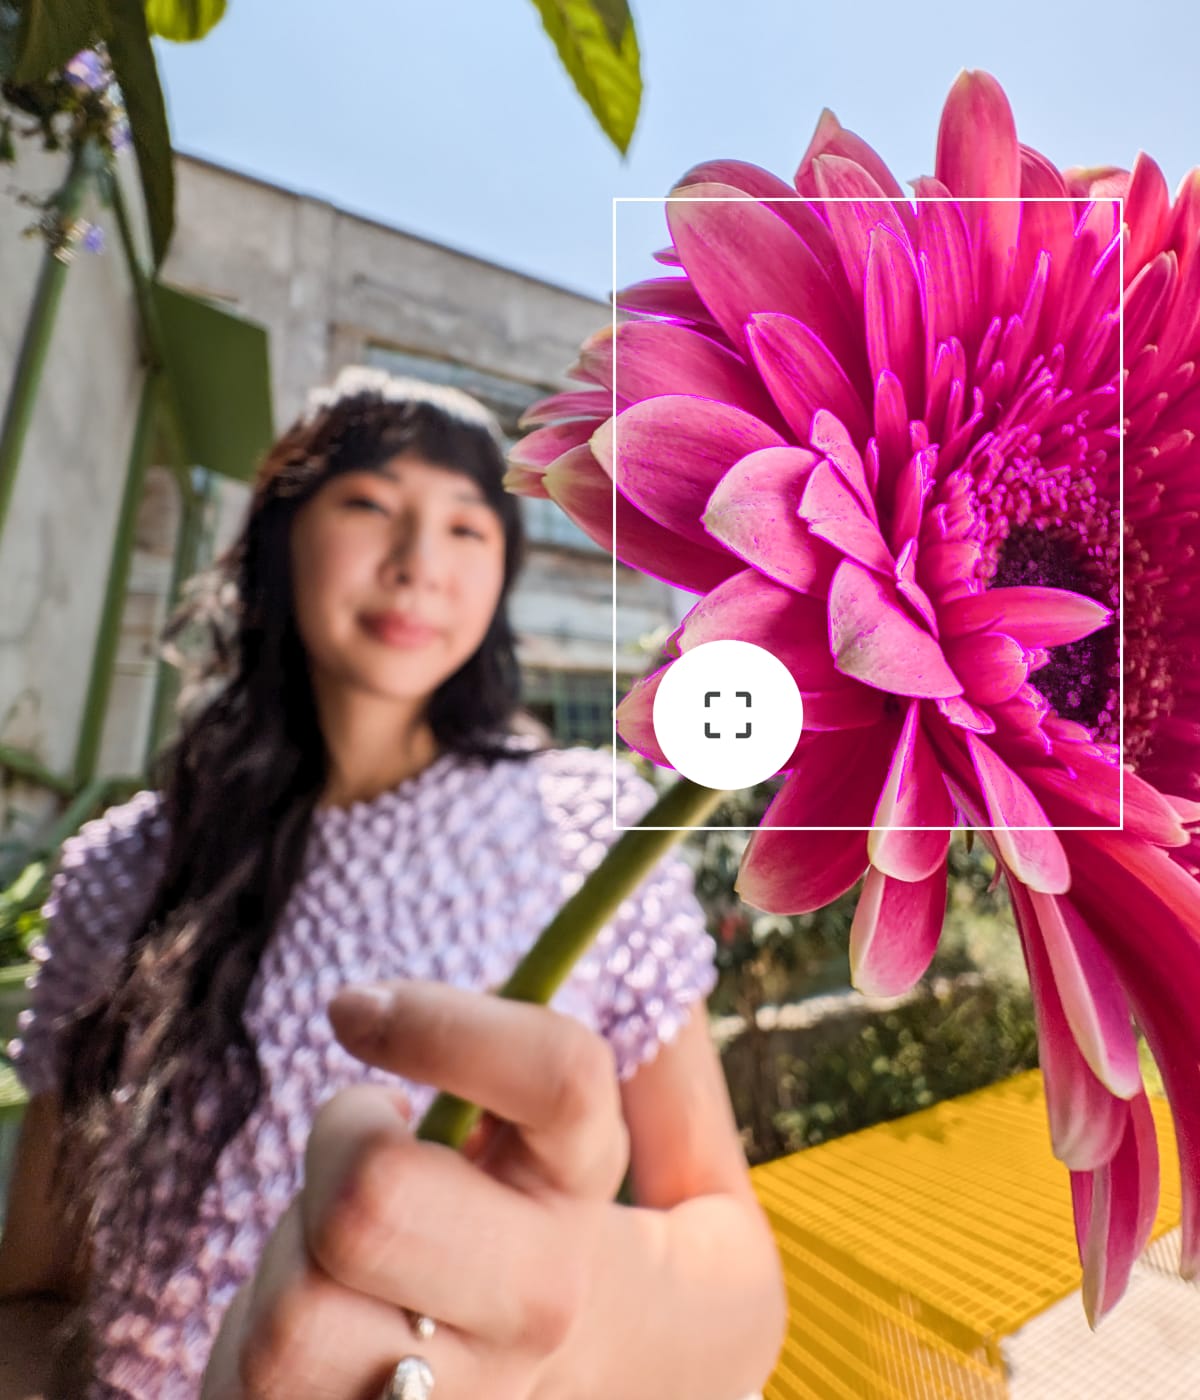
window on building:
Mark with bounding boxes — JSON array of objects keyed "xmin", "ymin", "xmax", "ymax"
[
  {"xmin": 362, "ymin": 344, "xmax": 606, "ymax": 555},
  {"xmin": 522, "ymin": 667, "xmax": 618, "ymax": 747}
]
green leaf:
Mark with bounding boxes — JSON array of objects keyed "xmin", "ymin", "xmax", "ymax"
[
  {"xmin": 11, "ymin": 0, "xmax": 104, "ymax": 83},
  {"xmin": 529, "ymin": 0, "xmax": 641, "ymax": 157},
  {"xmin": 143, "ymin": 0, "xmax": 226, "ymax": 42},
  {"xmin": 106, "ymin": 0, "xmax": 175, "ymax": 264},
  {"xmin": 588, "ymin": 0, "xmax": 630, "ymax": 48}
]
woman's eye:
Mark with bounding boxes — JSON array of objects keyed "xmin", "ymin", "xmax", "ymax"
[
  {"xmin": 453, "ymin": 525, "xmax": 485, "ymax": 539},
  {"xmin": 346, "ymin": 496, "xmax": 388, "ymax": 515}
]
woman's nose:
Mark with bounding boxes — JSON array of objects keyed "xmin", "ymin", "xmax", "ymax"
[{"xmin": 385, "ymin": 524, "xmax": 441, "ymax": 580}]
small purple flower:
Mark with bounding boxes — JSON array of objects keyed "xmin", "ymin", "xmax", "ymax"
[
  {"xmin": 64, "ymin": 49, "xmax": 107, "ymax": 93},
  {"xmin": 81, "ymin": 223, "xmax": 105, "ymax": 254},
  {"xmin": 110, "ymin": 116, "xmax": 132, "ymax": 152}
]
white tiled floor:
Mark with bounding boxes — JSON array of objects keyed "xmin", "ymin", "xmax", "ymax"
[{"xmin": 1004, "ymin": 1230, "xmax": 1200, "ymax": 1398}]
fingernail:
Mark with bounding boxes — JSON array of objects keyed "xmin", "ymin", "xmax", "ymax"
[{"xmin": 329, "ymin": 983, "xmax": 393, "ymax": 1033}]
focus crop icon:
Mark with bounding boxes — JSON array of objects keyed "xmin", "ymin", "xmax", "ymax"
[{"xmin": 652, "ymin": 640, "xmax": 804, "ymax": 791}]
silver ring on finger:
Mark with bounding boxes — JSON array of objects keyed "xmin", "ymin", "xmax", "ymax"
[
  {"xmin": 406, "ymin": 1310, "xmax": 437, "ymax": 1342},
  {"xmin": 384, "ymin": 1355, "xmax": 435, "ymax": 1400}
]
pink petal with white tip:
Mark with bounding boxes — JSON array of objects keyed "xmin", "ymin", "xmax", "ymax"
[
  {"xmin": 810, "ymin": 409, "xmax": 878, "ymax": 506},
  {"xmin": 1071, "ymin": 1093, "xmax": 1161, "ymax": 1326},
  {"xmin": 702, "ymin": 446, "xmax": 838, "ymax": 596},
  {"xmin": 798, "ymin": 459, "xmax": 894, "ymax": 574},
  {"xmin": 868, "ymin": 700, "xmax": 953, "ymax": 880},
  {"xmin": 1008, "ymin": 881, "xmax": 1128, "ymax": 1172},
  {"xmin": 829, "ymin": 560, "xmax": 963, "ymax": 699}
]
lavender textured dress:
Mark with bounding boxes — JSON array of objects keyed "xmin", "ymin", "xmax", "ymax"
[{"xmin": 7, "ymin": 740, "xmax": 718, "ymax": 1398}]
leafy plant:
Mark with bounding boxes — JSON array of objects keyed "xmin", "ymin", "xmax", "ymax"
[
  {"xmin": 0, "ymin": 855, "xmax": 50, "ymax": 967},
  {"xmin": 1, "ymin": 0, "xmax": 643, "ymax": 267}
]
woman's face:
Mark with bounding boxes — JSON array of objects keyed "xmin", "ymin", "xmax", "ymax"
[{"xmin": 289, "ymin": 452, "xmax": 508, "ymax": 708}]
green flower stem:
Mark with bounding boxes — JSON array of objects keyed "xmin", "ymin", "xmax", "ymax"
[
  {"xmin": 415, "ymin": 773, "xmax": 730, "ymax": 1149},
  {"xmin": 0, "ymin": 140, "xmax": 95, "ymax": 545}
]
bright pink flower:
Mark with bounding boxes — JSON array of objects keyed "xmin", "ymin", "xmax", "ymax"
[{"xmin": 505, "ymin": 70, "xmax": 1200, "ymax": 1320}]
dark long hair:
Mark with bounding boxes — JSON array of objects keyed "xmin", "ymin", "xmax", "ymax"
[{"xmin": 52, "ymin": 368, "xmax": 552, "ymax": 1298}]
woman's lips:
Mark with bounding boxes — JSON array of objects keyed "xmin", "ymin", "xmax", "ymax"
[{"xmin": 360, "ymin": 614, "xmax": 442, "ymax": 647}]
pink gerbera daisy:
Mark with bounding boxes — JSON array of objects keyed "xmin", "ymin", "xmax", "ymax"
[{"xmin": 505, "ymin": 70, "xmax": 1200, "ymax": 1321}]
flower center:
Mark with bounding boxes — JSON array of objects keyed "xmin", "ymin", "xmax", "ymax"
[
  {"xmin": 1122, "ymin": 518, "xmax": 1180, "ymax": 768},
  {"xmin": 989, "ymin": 524, "xmax": 1119, "ymax": 743}
]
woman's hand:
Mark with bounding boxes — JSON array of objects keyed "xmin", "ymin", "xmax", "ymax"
[{"xmin": 201, "ymin": 979, "xmax": 631, "ymax": 1400}]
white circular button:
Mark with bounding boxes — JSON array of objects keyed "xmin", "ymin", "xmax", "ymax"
[{"xmin": 651, "ymin": 639, "xmax": 805, "ymax": 791}]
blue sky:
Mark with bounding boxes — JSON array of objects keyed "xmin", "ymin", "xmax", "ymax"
[{"xmin": 156, "ymin": 0, "xmax": 1197, "ymax": 304}]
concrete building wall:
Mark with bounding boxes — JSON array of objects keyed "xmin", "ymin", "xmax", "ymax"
[{"xmin": 0, "ymin": 143, "xmax": 148, "ymax": 829}]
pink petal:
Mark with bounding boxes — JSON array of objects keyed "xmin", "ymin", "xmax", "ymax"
[
  {"xmin": 736, "ymin": 726, "xmax": 897, "ymax": 914},
  {"xmin": 509, "ymin": 418, "xmax": 595, "ymax": 468},
  {"xmin": 518, "ymin": 388, "xmax": 612, "ymax": 429},
  {"xmin": 593, "ymin": 396, "xmax": 783, "ymax": 548},
  {"xmin": 936, "ymin": 694, "xmax": 996, "ymax": 734},
  {"xmin": 1061, "ymin": 830, "xmax": 1200, "ymax": 1278},
  {"xmin": 865, "ymin": 223, "xmax": 925, "ymax": 419},
  {"xmin": 798, "ymin": 460, "xmax": 894, "ymax": 574},
  {"xmin": 1028, "ymin": 892, "xmax": 1142, "ymax": 1100},
  {"xmin": 850, "ymin": 863, "xmax": 947, "ymax": 996},
  {"xmin": 914, "ymin": 199, "xmax": 977, "ymax": 370},
  {"xmin": 676, "ymin": 158, "xmax": 852, "ymax": 299},
  {"xmin": 811, "ymin": 154, "xmax": 911, "ymax": 316},
  {"xmin": 1029, "ymin": 752, "xmax": 1193, "ymax": 848},
  {"xmin": 795, "ymin": 107, "xmax": 908, "ymax": 203},
  {"xmin": 941, "ymin": 630, "xmax": 1029, "ymax": 705},
  {"xmin": 675, "ymin": 567, "xmax": 844, "ymax": 690},
  {"xmin": 546, "ymin": 444, "xmax": 740, "ymax": 594},
  {"xmin": 1124, "ymin": 152, "xmax": 1172, "ymax": 272},
  {"xmin": 666, "ymin": 182, "xmax": 865, "ymax": 381},
  {"xmin": 589, "ymin": 320, "xmax": 783, "ymax": 426},
  {"xmin": 614, "ymin": 666, "xmax": 670, "ymax": 767},
  {"xmin": 701, "ymin": 446, "xmax": 839, "ymax": 596},
  {"xmin": 829, "ymin": 560, "xmax": 964, "ymax": 699},
  {"xmin": 966, "ymin": 732, "xmax": 1070, "ymax": 894},
  {"xmin": 800, "ymin": 686, "xmax": 887, "ymax": 732},
  {"xmin": 868, "ymin": 700, "xmax": 953, "ymax": 880},
  {"xmin": 501, "ymin": 464, "xmax": 551, "ymax": 499},
  {"xmin": 810, "ymin": 409, "xmax": 878, "ymax": 504},
  {"xmin": 1009, "ymin": 881, "xmax": 1128, "ymax": 1172},
  {"xmin": 895, "ymin": 539, "xmax": 939, "ymax": 634},
  {"xmin": 744, "ymin": 313, "xmax": 871, "ymax": 446},
  {"xmin": 934, "ymin": 70, "xmax": 1021, "ymax": 302},
  {"xmin": 940, "ymin": 586, "xmax": 1112, "ymax": 647},
  {"xmin": 1071, "ymin": 1093, "xmax": 1161, "ymax": 1326},
  {"xmin": 613, "ymin": 274, "xmax": 725, "ymax": 330}
]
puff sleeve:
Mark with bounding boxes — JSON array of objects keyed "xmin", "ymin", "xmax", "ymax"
[
  {"xmin": 540, "ymin": 747, "xmax": 718, "ymax": 1081},
  {"xmin": 5, "ymin": 790, "xmax": 170, "ymax": 1100}
]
